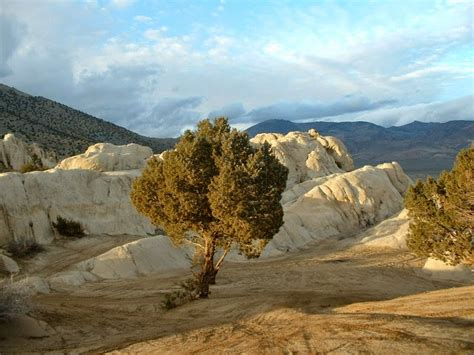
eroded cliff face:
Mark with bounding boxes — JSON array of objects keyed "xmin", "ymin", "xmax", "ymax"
[
  {"xmin": 250, "ymin": 130, "xmax": 354, "ymax": 189},
  {"xmin": 262, "ymin": 162, "xmax": 411, "ymax": 257},
  {"xmin": 0, "ymin": 132, "xmax": 407, "ymax": 256},
  {"xmin": 0, "ymin": 133, "xmax": 57, "ymax": 172},
  {"xmin": 0, "ymin": 169, "xmax": 154, "ymax": 246}
]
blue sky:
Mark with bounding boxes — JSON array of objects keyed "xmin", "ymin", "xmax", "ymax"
[{"xmin": 1, "ymin": 0, "xmax": 473, "ymax": 136}]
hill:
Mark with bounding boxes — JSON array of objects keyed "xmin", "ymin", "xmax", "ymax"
[
  {"xmin": 246, "ymin": 119, "xmax": 474, "ymax": 178},
  {"xmin": 0, "ymin": 84, "xmax": 176, "ymax": 158}
]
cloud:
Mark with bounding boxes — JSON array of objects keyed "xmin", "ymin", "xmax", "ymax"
[
  {"xmin": 0, "ymin": 1, "xmax": 472, "ymax": 138},
  {"xmin": 233, "ymin": 97, "xmax": 397, "ymax": 123},
  {"xmin": 130, "ymin": 96, "xmax": 204, "ymax": 137},
  {"xmin": 110, "ymin": 0, "xmax": 135, "ymax": 9},
  {"xmin": 208, "ymin": 103, "xmax": 246, "ymax": 120},
  {"xmin": 134, "ymin": 15, "xmax": 152, "ymax": 23},
  {"xmin": 71, "ymin": 64, "xmax": 161, "ymax": 127},
  {"xmin": 312, "ymin": 96, "xmax": 474, "ymax": 127},
  {"xmin": 0, "ymin": 15, "xmax": 26, "ymax": 77}
]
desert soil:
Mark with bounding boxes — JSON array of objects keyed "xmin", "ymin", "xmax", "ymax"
[{"xmin": 1, "ymin": 236, "xmax": 473, "ymax": 354}]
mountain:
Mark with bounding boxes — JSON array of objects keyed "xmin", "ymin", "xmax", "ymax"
[
  {"xmin": 0, "ymin": 84, "xmax": 176, "ymax": 158},
  {"xmin": 246, "ymin": 119, "xmax": 474, "ymax": 179}
]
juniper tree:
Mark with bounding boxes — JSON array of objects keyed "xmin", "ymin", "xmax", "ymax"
[
  {"xmin": 131, "ymin": 118, "xmax": 288, "ymax": 297},
  {"xmin": 405, "ymin": 147, "xmax": 473, "ymax": 265}
]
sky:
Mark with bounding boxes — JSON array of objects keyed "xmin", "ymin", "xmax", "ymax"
[{"xmin": 1, "ymin": 0, "xmax": 473, "ymax": 137}]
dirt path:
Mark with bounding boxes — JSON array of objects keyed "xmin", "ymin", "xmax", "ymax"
[{"xmin": 1, "ymin": 239, "xmax": 473, "ymax": 354}]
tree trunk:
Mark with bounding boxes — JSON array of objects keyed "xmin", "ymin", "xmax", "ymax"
[
  {"xmin": 197, "ymin": 240, "xmax": 216, "ymax": 298},
  {"xmin": 208, "ymin": 268, "xmax": 218, "ymax": 285}
]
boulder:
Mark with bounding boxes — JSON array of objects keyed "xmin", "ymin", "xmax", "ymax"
[
  {"xmin": 0, "ymin": 133, "xmax": 57, "ymax": 172},
  {"xmin": 251, "ymin": 131, "xmax": 354, "ymax": 189},
  {"xmin": 0, "ymin": 169, "xmax": 155, "ymax": 246},
  {"xmin": 57, "ymin": 142, "xmax": 153, "ymax": 171}
]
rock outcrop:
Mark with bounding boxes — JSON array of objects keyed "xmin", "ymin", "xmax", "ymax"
[
  {"xmin": 1, "ymin": 130, "xmax": 413, "ymax": 286},
  {"xmin": 251, "ymin": 131, "xmax": 354, "ymax": 188},
  {"xmin": 421, "ymin": 258, "xmax": 473, "ymax": 283},
  {"xmin": 44, "ymin": 236, "xmax": 191, "ymax": 289},
  {"xmin": 57, "ymin": 143, "xmax": 153, "ymax": 172},
  {"xmin": 262, "ymin": 162, "xmax": 411, "ymax": 257},
  {"xmin": 0, "ymin": 133, "xmax": 57, "ymax": 172},
  {"xmin": 0, "ymin": 169, "xmax": 154, "ymax": 246},
  {"xmin": 358, "ymin": 209, "xmax": 410, "ymax": 250}
]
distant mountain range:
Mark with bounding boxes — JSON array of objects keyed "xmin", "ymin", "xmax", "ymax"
[
  {"xmin": 1, "ymin": 83, "xmax": 472, "ymax": 178},
  {"xmin": 0, "ymin": 84, "xmax": 175, "ymax": 158},
  {"xmin": 246, "ymin": 119, "xmax": 473, "ymax": 179}
]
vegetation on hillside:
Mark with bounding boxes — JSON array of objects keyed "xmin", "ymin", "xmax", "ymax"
[
  {"xmin": 0, "ymin": 84, "xmax": 175, "ymax": 158},
  {"xmin": 131, "ymin": 118, "xmax": 288, "ymax": 298},
  {"xmin": 405, "ymin": 147, "xmax": 473, "ymax": 265}
]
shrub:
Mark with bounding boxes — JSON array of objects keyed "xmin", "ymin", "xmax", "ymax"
[
  {"xmin": 52, "ymin": 216, "xmax": 85, "ymax": 237},
  {"xmin": 405, "ymin": 148, "xmax": 473, "ymax": 265},
  {"xmin": 0, "ymin": 281, "xmax": 32, "ymax": 322},
  {"xmin": 161, "ymin": 278, "xmax": 199, "ymax": 310},
  {"xmin": 6, "ymin": 239, "xmax": 44, "ymax": 259}
]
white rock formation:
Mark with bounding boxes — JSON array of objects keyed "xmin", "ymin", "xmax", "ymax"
[
  {"xmin": 251, "ymin": 131, "xmax": 354, "ymax": 188},
  {"xmin": 262, "ymin": 162, "xmax": 411, "ymax": 257},
  {"xmin": 47, "ymin": 236, "xmax": 192, "ymax": 288},
  {"xmin": 0, "ymin": 130, "xmax": 414, "ymax": 287},
  {"xmin": 57, "ymin": 142, "xmax": 153, "ymax": 172},
  {"xmin": 0, "ymin": 169, "xmax": 154, "ymax": 246},
  {"xmin": 421, "ymin": 258, "xmax": 473, "ymax": 283},
  {"xmin": 358, "ymin": 209, "xmax": 409, "ymax": 249},
  {"xmin": 76, "ymin": 236, "xmax": 191, "ymax": 280},
  {"xmin": 0, "ymin": 133, "xmax": 57, "ymax": 171}
]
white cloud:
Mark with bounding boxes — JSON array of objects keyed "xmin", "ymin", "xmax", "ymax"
[
  {"xmin": 134, "ymin": 15, "xmax": 152, "ymax": 23},
  {"xmin": 110, "ymin": 0, "xmax": 136, "ymax": 9},
  {"xmin": 0, "ymin": 0, "xmax": 472, "ymax": 137},
  {"xmin": 310, "ymin": 96, "xmax": 474, "ymax": 127}
]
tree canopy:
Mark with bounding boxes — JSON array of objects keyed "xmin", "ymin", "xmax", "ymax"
[
  {"xmin": 131, "ymin": 118, "xmax": 288, "ymax": 297},
  {"xmin": 404, "ymin": 147, "xmax": 473, "ymax": 265}
]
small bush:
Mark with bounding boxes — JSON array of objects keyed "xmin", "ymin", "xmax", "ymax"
[
  {"xmin": 161, "ymin": 278, "xmax": 199, "ymax": 310},
  {"xmin": 6, "ymin": 239, "xmax": 44, "ymax": 259},
  {"xmin": 0, "ymin": 281, "xmax": 32, "ymax": 322},
  {"xmin": 405, "ymin": 148, "xmax": 473, "ymax": 265},
  {"xmin": 52, "ymin": 216, "xmax": 85, "ymax": 237}
]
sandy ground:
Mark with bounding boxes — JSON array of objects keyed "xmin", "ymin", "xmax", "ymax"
[{"xmin": 1, "ymin": 236, "xmax": 473, "ymax": 354}]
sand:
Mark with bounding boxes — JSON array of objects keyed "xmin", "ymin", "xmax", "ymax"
[{"xmin": 1, "ymin": 234, "xmax": 472, "ymax": 354}]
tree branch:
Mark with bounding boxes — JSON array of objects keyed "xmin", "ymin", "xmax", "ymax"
[{"xmin": 215, "ymin": 246, "xmax": 230, "ymax": 270}]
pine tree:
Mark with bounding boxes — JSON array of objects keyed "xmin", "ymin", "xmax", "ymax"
[
  {"xmin": 131, "ymin": 118, "xmax": 288, "ymax": 297},
  {"xmin": 404, "ymin": 147, "xmax": 473, "ymax": 265}
]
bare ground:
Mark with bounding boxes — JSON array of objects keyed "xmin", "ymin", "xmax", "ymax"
[{"xmin": 1, "ymin": 237, "xmax": 473, "ymax": 354}]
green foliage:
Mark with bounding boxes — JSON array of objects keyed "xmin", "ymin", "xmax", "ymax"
[
  {"xmin": 160, "ymin": 278, "xmax": 199, "ymax": 310},
  {"xmin": 52, "ymin": 216, "xmax": 85, "ymax": 238},
  {"xmin": 6, "ymin": 239, "xmax": 44, "ymax": 259},
  {"xmin": 405, "ymin": 148, "xmax": 473, "ymax": 265},
  {"xmin": 132, "ymin": 118, "xmax": 288, "ymax": 297}
]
